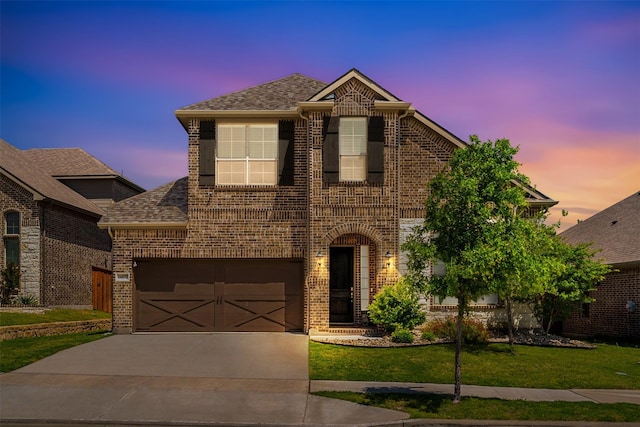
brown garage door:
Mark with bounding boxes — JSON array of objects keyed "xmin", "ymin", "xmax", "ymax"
[{"xmin": 133, "ymin": 259, "xmax": 303, "ymax": 332}]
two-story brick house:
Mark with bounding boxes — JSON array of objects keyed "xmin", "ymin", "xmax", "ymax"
[{"xmin": 100, "ymin": 69, "xmax": 556, "ymax": 334}]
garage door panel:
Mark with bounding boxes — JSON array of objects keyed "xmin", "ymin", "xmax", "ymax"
[
  {"xmin": 134, "ymin": 259, "xmax": 303, "ymax": 332},
  {"xmin": 219, "ymin": 282, "xmax": 286, "ymax": 332},
  {"xmin": 136, "ymin": 293, "xmax": 216, "ymax": 332}
]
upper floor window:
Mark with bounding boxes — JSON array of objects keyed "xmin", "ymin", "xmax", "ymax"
[
  {"xmin": 339, "ymin": 117, "xmax": 367, "ymax": 181},
  {"xmin": 323, "ymin": 116, "xmax": 384, "ymax": 184},
  {"xmin": 198, "ymin": 120, "xmax": 295, "ymax": 187},
  {"xmin": 4, "ymin": 211, "xmax": 20, "ymax": 267},
  {"xmin": 216, "ymin": 124, "xmax": 278, "ymax": 186}
]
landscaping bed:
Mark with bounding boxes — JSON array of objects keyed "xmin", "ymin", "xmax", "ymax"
[{"xmin": 311, "ymin": 329, "xmax": 596, "ymax": 349}]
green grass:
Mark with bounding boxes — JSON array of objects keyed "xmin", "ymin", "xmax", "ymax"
[
  {"xmin": 0, "ymin": 331, "xmax": 110, "ymax": 373},
  {"xmin": 0, "ymin": 308, "xmax": 111, "ymax": 327},
  {"xmin": 314, "ymin": 391, "xmax": 640, "ymax": 422},
  {"xmin": 309, "ymin": 341, "xmax": 640, "ymax": 389}
]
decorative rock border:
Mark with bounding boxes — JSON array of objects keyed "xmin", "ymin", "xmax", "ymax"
[{"xmin": 0, "ymin": 319, "xmax": 112, "ymax": 341}]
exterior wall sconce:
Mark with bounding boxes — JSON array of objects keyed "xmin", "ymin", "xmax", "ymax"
[
  {"xmin": 316, "ymin": 251, "xmax": 323, "ymax": 267},
  {"xmin": 385, "ymin": 251, "xmax": 392, "ymax": 267}
]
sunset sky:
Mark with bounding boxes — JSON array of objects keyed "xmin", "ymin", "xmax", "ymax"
[{"xmin": 1, "ymin": 1, "xmax": 638, "ymax": 231}]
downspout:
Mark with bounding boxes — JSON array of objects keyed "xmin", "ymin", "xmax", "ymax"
[{"xmin": 298, "ymin": 107, "xmax": 311, "ymax": 334}]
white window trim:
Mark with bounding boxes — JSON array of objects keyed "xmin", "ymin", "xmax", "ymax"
[
  {"xmin": 339, "ymin": 117, "xmax": 367, "ymax": 182},
  {"xmin": 216, "ymin": 123, "xmax": 278, "ymax": 186}
]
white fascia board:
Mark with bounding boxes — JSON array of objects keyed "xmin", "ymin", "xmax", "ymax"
[
  {"xmin": 308, "ymin": 70, "xmax": 400, "ymax": 102},
  {"xmin": 413, "ymin": 111, "xmax": 467, "ymax": 149}
]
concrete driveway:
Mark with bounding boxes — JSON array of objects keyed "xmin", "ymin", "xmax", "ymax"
[{"xmin": 0, "ymin": 333, "xmax": 407, "ymax": 426}]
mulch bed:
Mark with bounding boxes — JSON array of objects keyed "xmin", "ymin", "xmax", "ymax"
[{"xmin": 311, "ymin": 329, "xmax": 596, "ymax": 349}]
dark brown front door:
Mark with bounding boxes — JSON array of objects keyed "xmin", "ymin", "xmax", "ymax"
[{"xmin": 330, "ymin": 247, "xmax": 354, "ymax": 324}]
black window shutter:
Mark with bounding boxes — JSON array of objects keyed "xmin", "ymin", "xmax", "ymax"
[
  {"xmin": 278, "ymin": 120, "xmax": 295, "ymax": 186},
  {"xmin": 367, "ymin": 116, "xmax": 385, "ymax": 184},
  {"xmin": 199, "ymin": 120, "xmax": 216, "ymax": 185},
  {"xmin": 322, "ymin": 116, "xmax": 340, "ymax": 183}
]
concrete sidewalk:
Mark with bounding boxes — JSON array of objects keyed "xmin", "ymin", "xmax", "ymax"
[{"xmin": 310, "ymin": 380, "xmax": 640, "ymax": 404}]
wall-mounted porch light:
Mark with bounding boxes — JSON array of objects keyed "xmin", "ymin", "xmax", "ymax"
[
  {"xmin": 316, "ymin": 250, "xmax": 323, "ymax": 267},
  {"xmin": 385, "ymin": 251, "xmax": 392, "ymax": 267}
]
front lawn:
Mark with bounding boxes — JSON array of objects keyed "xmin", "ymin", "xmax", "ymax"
[
  {"xmin": 315, "ymin": 391, "xmax": 640, "ymax": 422},
  {"xmin": 0, "ymin": 308, "xmax": 111, "ymax": 327},
  {"xmin": 0, "ymin": 331, "xmax": 111, "ymax": 373},
  {"xmin": 309, "ymin": 341, "xmax": 640, "ymax": 389}
]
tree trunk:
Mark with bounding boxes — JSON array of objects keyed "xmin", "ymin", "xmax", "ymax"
[
  {"xmin": 453, "ymin": 297, "xmax": 465, "ymax": 403},
  {"xmin": 506, "ymin": 297, "xmax": 514, "ymax": 348},
  {"xmin": 545, "ymin": 313, "xmax": 554, "ymax": 334}
]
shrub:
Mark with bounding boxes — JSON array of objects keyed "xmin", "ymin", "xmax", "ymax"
[
  {"xmin": 11, "ymin": 294, "xmax": 38, "ymax": 306},
  {"xmin": 368, "ymin": 279, "xmax": 425, "ymax": 333},
  {"xmin": 0, "ymin": 262, "xmax": 20, "ymax": 305},
  {"xmin": 425, "ymin": 317, "xmax": 489, "ymax": 346},
  {"xmin": 391, "ymin": 327, "xmax": 414, "ymax": 343},
  {"xmin": 421, "ymin": 329, "xmax": 436, "ymax": 342}
]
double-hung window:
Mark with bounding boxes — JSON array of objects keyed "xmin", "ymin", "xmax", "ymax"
[
  {"xmin": 339, "ymin": 117, "xmax": 367, "ymax": 181},
  {"xmin": 4, "ymin": 211, "xmax": 19, "ymax": 267},
  {"xmin": 216, "ymin": 124, "xmax": 278, "ymax": 186}
]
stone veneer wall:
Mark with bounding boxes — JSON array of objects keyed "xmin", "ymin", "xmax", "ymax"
[
  {"xmin": 0, "ymin": 318, "xmax": 112, "ymax": 341},
  {"xmin": 0, "ymin": 174, "xmax": 41, "ymax": 302},
  {"xmin": 563, "ymin": 267, "xmax": 640, "ymax": 340}
]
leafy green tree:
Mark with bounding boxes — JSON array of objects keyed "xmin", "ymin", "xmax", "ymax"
[
  {"xmin": 403, "ymin": 135, "xmax": 532, "ymax": 402},
  {"xmin": 531, "ymin": 238, "xmax": 612, "ymax": 333}
]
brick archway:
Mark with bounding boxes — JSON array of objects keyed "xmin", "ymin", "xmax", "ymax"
[{"xmin": 322, "ymin": 223, "xmax": 384, "ymax": 247}]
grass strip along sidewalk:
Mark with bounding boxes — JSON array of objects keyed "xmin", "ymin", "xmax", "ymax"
[
  {"xmin": 314, "ymin": 391, "xmax": 640, "ymax": 423},
  {"xmin": 310, "ymin": 340, "xmax": 640, "ymax": 422}
]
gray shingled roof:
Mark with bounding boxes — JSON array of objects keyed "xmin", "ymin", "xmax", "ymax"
[
  {"xmin": 0, "ymin": 139, "xmax": 104, "ymax": 217},
  {"xmin": 23, "ymin": 148, "xmax": 144, "ymax": 192},
  {"xmin": 560, "ymin": 191, "xmax": 640, "ymax": 267},
  {"xmin": 23, "ymin": 148, "xmax": 120, "ymax": 176},
  {"xmin": 180, "ymin": 73, "xmax": 327, "ymax": 111},
  {"xmin": 99, "ymin": 177, "xmax": 188, "ymax": 226}
]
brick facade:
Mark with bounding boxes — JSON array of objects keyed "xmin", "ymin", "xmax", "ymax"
[
  {"xmin": 41, "ymin": 204, "xmax": 112, "ymax": 306},
  {"xmin": 1, "ymin": 174, "xmax": 112, "ymax": 306},
  {"xmin": 106, "ymin": 70, "xmax": 556, "ymax": 333},
  {"xmin": 563, "ymin": 267, "xmax": 640, "ymax": 341},
  {"xmin": 108, "ymin": 75, "xmax": 471, "ymax": 333}
]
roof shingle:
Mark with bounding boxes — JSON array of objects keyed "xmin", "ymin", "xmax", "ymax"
[
  {"xmin": 23, "ymin": 148, "xmax": 119, "ymax": 177},
  {"xmin": 560, "ymin": 191, "xmax": 640, "ymax": 267},
  {"xmin": 99, "ymin": 177, "xmax": 188, "ymax": 226},
  {"xmin": 179, "ymin": 73, "xmax": 327, "ymax": 111},
  {"xmin": 0, "ymin": 139, "xmax": 103, "ymax": 217}
]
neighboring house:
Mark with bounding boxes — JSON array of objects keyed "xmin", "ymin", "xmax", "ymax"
[
  {"xmin": 560, "ymin": 191, "xmax": 640, "ymax": 341},
  {"xmin": 0, "ymin": 139, "xmax": 143, "ymax": 307},
  {"xmin": 100, "ymin": 69, "xmax": 556, "ymax": 334}
]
